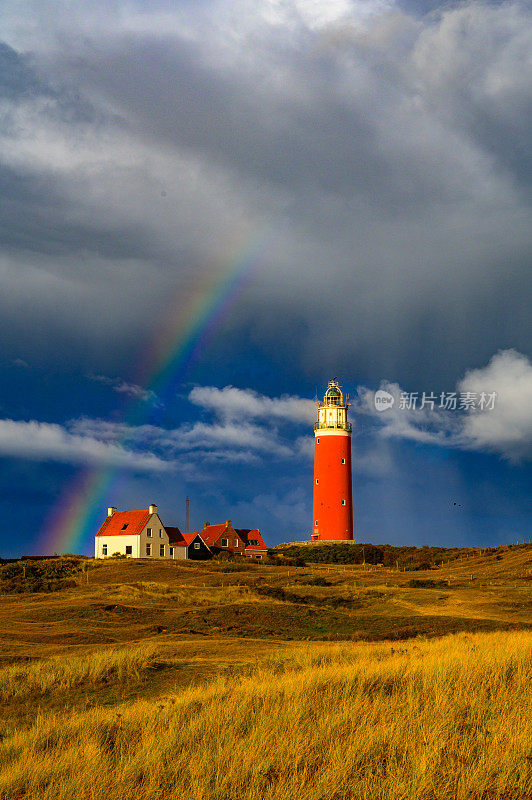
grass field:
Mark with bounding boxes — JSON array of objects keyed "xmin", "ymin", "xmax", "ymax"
[{"xmin": 0, "ymin": 545, "xmax": 530, "ymax": 798}]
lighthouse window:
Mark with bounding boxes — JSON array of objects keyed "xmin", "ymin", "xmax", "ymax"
[
  {"xmin": 317, "ymin": 438, "xmax": 320, "ymax": 443},
  {"xmin": 315, "ymin": 478, "xmax": 319, "ymax": 484},
  {"xmin": 314, "ymin": 520, "xmax": 318, "ymax": 526},
  {"xmin": 341, "ymin": 458, "xmax": 345, "ymax": 464},
  {"xmin": 341, "ymin": 499, "xmax": 346, "ymax": 506}
]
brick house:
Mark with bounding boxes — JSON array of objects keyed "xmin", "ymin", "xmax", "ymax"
[
  {"xmin": 198, "ymin": 520, "xmax": 268, "ymax": 559},
  {"xmin": 239, "ymin": 529, "xmax": 268, "ymax": 559},
  {"xmin": 95, "ymin": 504, "xmax": 170, "ymax": 559}
]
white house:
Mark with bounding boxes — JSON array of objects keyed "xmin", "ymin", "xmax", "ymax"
[{"xmin": 94, "ymin": 504, "xmax": 170, "ymax": 559}]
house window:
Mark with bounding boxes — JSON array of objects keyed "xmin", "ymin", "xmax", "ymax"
[
  {"xmin": 160, "ymin": 544, "xmax": 165, "ymax": 557},
  {"xmin": 146, "ymin": 528, "xmax": 152, "ymax": 537},
  {"xmin": 169, "ymin": 547, "xmax": 174, "ymax": 557},
  {"xmin": 121, "ymin": 524, "xmax": 128, "ymax": 531},
  {"xmin": 194, "ymin": 542, "xmax": 200, "ymax": 550},
  {"xmin": 249, "ymin": 539, "xmax": 258, "ymax": 546},
  {"xmin": 256, "ymin": 555, "xmax": 262, "ymax": 559},
  {"xmin": 341, "ymin": 499, "xmax": 346, "ymax": 506},
  {"xmin": 221, "ymin": 538, "xmax": 228, "ymax": 547},
  {"xmin": 146, "ymin": 543, "xmax": 151, "ymax": 556},
  {"xmin": 125, "ymin": 546, "xmax": 132, "ymax": 555},
  {"xmin": 341, "ymin": 458, "xmax": 345, "ymax": 464},
  {"xmin": 102, "ymin": 544, "xmax": 107, "ymax": 556},
  {"xmin": 159, "ymin": 529, "xmax": 163, "ymax": 537},
  {"xmin": 234, "ymin": 539, "xmax": 239, "ymax": 547}
]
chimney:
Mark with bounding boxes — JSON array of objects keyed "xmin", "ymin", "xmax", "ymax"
[
  {"xmin": 204, "ymin": 522, "xmax": 210, "ymax": 529},
  {"xmin": 226, "ymin": 520, "xmax": 232, "ymax": 528},
  {"xmin": 107, "ymin": 507, "xmax": 117, "ymax": 517},
  {"xmin": 149, "ymin": 504, "xmax": 157, "ymax": 515}
]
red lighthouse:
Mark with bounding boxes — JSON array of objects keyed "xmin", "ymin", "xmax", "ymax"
[{"xmin": 312, "ymin": 378, "xmax": 353, "ymax": 541}]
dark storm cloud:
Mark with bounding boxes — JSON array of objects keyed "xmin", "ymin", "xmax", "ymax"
[
  {"xmin": 0, "ymin": 0, "xmax": 530, "ymax": 382},
  {"xmin": 0, "ymin": 43, "xmax": 161, "ymax": 265}
]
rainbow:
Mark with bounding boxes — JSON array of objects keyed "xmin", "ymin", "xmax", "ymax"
[{"xmin": 38, "ymin": 223, "xmax": 269, "ymax": 555}]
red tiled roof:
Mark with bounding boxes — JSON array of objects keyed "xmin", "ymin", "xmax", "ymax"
[
  {"xmin": 182, "ymin": 531, "xmax": 201, "ymax": 546},
  {"xmin": 200, "ymin": 524, "xmax": 228, "ymax": 546},
  {"xmin": 166, "ymin": 526, "xmax": 184, "ymax": 545},
  {"xmin": 236, "ymin": 529, "xmax": 267, "ymax": 550},
  {"xmin": 95, "ymin": 510, "xmax": 152, "ymax": 537},
  {"xmin": 187, "ymin": 523, "xmax": 266, "ymax": 550},
  {"xmin": 167, "ymin": 530, "xmax": 210, "ymax": 549}
]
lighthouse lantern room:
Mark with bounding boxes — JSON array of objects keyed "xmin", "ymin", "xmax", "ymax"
[{"xmin": 312, "ymin": 378, "xmax": 353, "ymax": 541}]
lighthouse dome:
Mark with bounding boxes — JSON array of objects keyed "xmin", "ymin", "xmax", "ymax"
[{"xmin": 324, "ymin": 383, "xmax": 342, "ymax": 405}]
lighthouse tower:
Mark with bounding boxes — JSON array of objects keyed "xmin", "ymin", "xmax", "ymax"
[{"xmin": 312, "ymin": 378, "xmax": 353, "ymax": 541}]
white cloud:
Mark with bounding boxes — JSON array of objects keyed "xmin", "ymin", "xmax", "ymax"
[
  {"xmin": 354, "ymin": 349, "xmax": 532, "ymax": 462},
  {"xmin": 258, "ymin": 0, "xmax": 392, "ymax": 30},
  {"xmin": 458, "ymin": 349, "xmax": 532, "ymax": 462},
  {"xmin": 189, "ymin": 385, "xmax": 316, "ymax": 423},
  {"xmin": 172, "ymin": 421, "xmax": 294, "ymax": 457},
  {"xmin": 88, "ymin": 374, "xmax": 160, "ymax": 404},
  {"xmin": 0, "ymin": 418, "xmax": 171, "ymax": 471},
  {"xmin": 70, "ymin": 416, "xmax": 297, "ymax": 460}
]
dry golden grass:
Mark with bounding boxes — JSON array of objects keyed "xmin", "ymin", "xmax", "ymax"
[
  {"xmin": 0, "ymin": 643, "xmax": 158, "ymax": 701},
  {"xmin": 0, "ymin": 630, "xmax": 530, "ymax": 799}
]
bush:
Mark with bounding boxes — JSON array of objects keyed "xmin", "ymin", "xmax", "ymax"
[
  {"xmin": 0, "ymin": 559, "xmax": 85, "ymax": 593},
  {"xmin": 407, "ymin": 579, "xmax": 448, "ymax": 589},
  {"xmin": 255, "ymin": 585, "xmax": 307, "ymax": 604},
  {"xmin": 264, "ymin": 556, "xmax": 282, "ymax": 566}
]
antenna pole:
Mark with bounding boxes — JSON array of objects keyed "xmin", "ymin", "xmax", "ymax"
[{"xmin": 185, "ymin": 496, "xmax": 190, "ymax": 533}]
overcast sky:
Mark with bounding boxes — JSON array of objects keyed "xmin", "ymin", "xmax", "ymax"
[{"xmin": 0, "ymin": 0, "xmax": 530, "ymax": 555}]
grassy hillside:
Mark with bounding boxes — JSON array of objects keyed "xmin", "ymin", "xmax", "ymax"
[
  {"xmin": 273, "ymin": 540, "xmax": 532, "ymax": 570},
  {"xmin": 0, "ymin": 546, "xmax": 529, "ymax": 798},
  {"xmin": 0, "ymin": 546, "xmax": 530, "ymax": 662}
]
